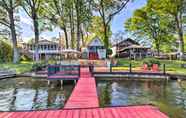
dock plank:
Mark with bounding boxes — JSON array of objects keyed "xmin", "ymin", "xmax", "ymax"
[
  {"xmin": 0, "ymin": 105, "xmax": 168, "ymax": 118},
  {"xmin": 64, "ymin": 67, "xmax": 99, "ymax": 108}
]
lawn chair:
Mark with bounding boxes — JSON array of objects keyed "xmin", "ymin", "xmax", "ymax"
[
  {"xmin": 142, "ymin": 64, "xmax": 148, "ymax": 72},
  {"xmin": 151, "ymin": 64, "xmax": 159, "ymax": 72}
]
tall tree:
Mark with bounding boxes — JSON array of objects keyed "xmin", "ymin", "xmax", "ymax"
[
  {"xmin": 158, "ymin": 0, "xmax": 186, "ymax": 59},
  {"xmin": 125, "ymin": 3, "xmax": 175, "ymax": 56},
  {"xmin": 0, "ymin": 0, "xmax": 20, "ymax": 63},
  {"xmin": 41, "ymin": 0, "xmax": 72, "ymax": 49},
  {"xmin": 87, "ymin": 16, "xmax": 111, "ymax": 43},
  {"xmin": 74, "ymin": 0, "xmax": 92, "ymax": 50},
  {"xmin": 21, "ymin": 0, "xmax": 43, "ymax": 61},
  {"xmin": 94, "ymin": 0, "xmax": 130, "ymax": 49}
]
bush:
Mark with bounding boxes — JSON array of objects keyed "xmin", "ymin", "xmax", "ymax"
[
  {"xmin": 32, "ymin": 61, "xmax": 47, "ymax": 71},
  {"xmin": 143, "ymin": 58, "xmax": 160, "ymax": 67},
  {"xmin": 107, "ymin": 48, "xmax": 113, "ymax": 56},
  {"xmin": 0, "ymin": 40, "xmax": 13, "ymax": 63},
  {"xmin": 20, "ymin": 55, "xmax": 32, "ymax": 61}
]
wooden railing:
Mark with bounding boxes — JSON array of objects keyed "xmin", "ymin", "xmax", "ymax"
[{"xmin": 47, "ymin": 64, "xmax": 80, "ymax": 80}]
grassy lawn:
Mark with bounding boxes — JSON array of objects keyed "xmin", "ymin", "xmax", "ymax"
[
  {"xmin": 0, "ymin": 61, "xmax": 33, "ymax": 74},
  {"xmin": 116, "ymin": 58, "xmax": 186, "ymax": 75}
]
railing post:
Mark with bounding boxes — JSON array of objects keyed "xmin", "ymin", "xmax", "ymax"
[
  {"xmin": 78, "ymin": 65, "xmax": 80, "ymax": 77},
  {"xmin": 129, "ymin": 63, "xmax": 132, "ymax": 73},
  {"xmin": 163, "ymin": 64, "xmax": 166, "ymax": 75},
  {"xmin": 110, "ymin": 63, "xmax": 112, "ymax": 72}
]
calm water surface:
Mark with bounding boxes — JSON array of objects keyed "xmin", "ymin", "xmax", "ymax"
[
  {"xmin": 97, "ymin": 79, "xmax": 186, "ymax": 118},
  {"xmin": 0, "ymin": 77, "xmax": 74, "ymax": 111}
]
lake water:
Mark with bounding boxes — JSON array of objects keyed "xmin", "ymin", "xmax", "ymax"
[
  {"xmin": 97, "ymin": 79, "xmax": 186, "ymax": 118},
  {"xmin": 0, "ymin": 77, "xmax": 74, "ymax": 111}
]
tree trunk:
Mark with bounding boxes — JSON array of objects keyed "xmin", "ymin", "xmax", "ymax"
[
  {"xmin": 103, "ymin": 23, "xmax": 109, "ymax": 49},
  {"xmin": 80, "ymin": 26, "xmax": 85, "ymax": 47},
  {"xmin": 69, "ymin": 8, "xmax": 75, "ymax": 49},
  {"xmin": 76, "ymin": 0, "xmax": 81, "ymax": 51},
  {"xmin": 175, "ymin": 14, "xmax": 184, "ymax": 60},
  {"xmin": 33, "ymin": 14, "xmax": 40, "ymax": 62},
  {"xmin": 9, "ymin": 10, "xmax": 19, "ymax": 63},
  {"xmin": 63, "ymin": 27, "xmax": 69, "ymax": 49},
  {"xmin": 155, "ymin": 40, "xmax": 160, "ymax": 56}
]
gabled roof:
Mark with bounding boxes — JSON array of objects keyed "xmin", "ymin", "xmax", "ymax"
[
  {"xmin": 118, "ymin": 45, "xmax": 149, "ymax": 52},
  {"xmin": 88, "ymin": 37, "xmax": 104, "ymax": 47},
  {"xmin": 38, "ymin": 39, "xmax": 58, "ymax": 44},
  {"xmin": 113, "ymin": 38, "xmax": 139, "ymax": 46}
]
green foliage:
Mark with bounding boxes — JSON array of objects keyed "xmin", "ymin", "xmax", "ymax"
[
  {"xmin": 184, "ymin": 35, "xmax": 186, "ymax": 52},
  {"xmin": 0, "ymin": 61, "xmax": 33, "ymax": 74},
  {"xmin": 143, "ymin": 58, "xmax": 160, "ymax": 67},
  {"xmin": 124, "ymin": 0, "xmax": 176, "ymax": 54},
  {"xmin": 107, "ymin": 48, "xmax": 113, "ymax": 55},
  {"xmin": 32, "ymin": 61, "xmax": 47, "ymax": 71},
  {"xmin": 0, "ymin": 40, "xmax": 13, "ymax": 63},
  {"xmin": 87, "ymin": 16, "xmax": 111, "ymax": 44},
  {"xmin": 20, "ymin": 55, "xmax": 32, "ymax": 62},
  {"xmin": 94, "ymin": 0, "xmax": 130, "ymax": 48},
  {"xmin": 100, "ymin": 83, "xmax": 111, "ymax": 107}
]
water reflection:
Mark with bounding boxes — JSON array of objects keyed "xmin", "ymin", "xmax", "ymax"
[
  {"xmin": 97, "ymin": 79, "xmax": 186, "ymax": 118},
  {"xmin": 0, "ymin": 77, "xmax": 74, "ymax": 111}
]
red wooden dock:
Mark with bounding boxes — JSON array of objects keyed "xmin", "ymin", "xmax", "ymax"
[
  {"xmin": 0, "ymin": 67, "xmax": 169, "ymax": 118},
  {"xmin": 64, "ymin": 67, "xmax": 99, "ymax": 108},
  {"xmin": 0, "ymin": 105, "xmax": 168, "ymax": 118}
]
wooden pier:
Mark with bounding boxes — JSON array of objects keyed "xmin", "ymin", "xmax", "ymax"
[
  {"xmin": 65, "ymin": 67, "xmax": 99, "ymax": 108},
  {"xmin": 0, "ymin": 66, "xmax": 169, "ymax": 118}
]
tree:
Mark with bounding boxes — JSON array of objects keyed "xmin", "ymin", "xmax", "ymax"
[
  {"xmin": 157, "ymin": 0, "xmax": 186, "ymax": 59},
  {"xmin": 74, "ymin": 0, "xmax": 92, "ymax": 50},
  {"xmin": 0, "ymin": 39, "xmax": 13, "ymax": 63},
  {"xmin": 125, "ymin": 0, "xmax": 175, "ymax": 56},
  {"xmin": 21, "ymin": 0, "xmax": 44, "ymax": 61},
  {"xmin": 41, "ymin": 0, "xmax": 70, "ymax": 49},
  {"xmin": 0, "ymin": 0, "xmax": 20, "ymax": 63},
  {"xmin": 93, "ymin": 0, "xmax": 130, "ymax": 49},
  {"xmin": 87, "ymin": 16, "xmax": 111, "ymax": 43}
]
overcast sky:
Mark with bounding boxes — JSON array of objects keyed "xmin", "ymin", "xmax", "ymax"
[{"xmin": 19, "ymin": 0, "xmax": 147, "ymax": 41}]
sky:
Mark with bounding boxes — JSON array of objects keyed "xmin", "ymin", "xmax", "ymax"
[{"xmin": 19, "ymin": 0, "xmax": 147, "ymax": 41}]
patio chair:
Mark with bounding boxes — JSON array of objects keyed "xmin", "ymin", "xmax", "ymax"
[
  {"xmin": 142, "ymin": 64, "xmax": 148, "ymax": 72},
  {"xmin": 151, "ymin": 64, "xmax": 159, "ymax": 72}
]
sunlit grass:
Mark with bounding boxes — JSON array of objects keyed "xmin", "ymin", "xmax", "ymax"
[
  {"xmin": 0, "ymin": 61, "xmax": 33, "ymax": 74},
  {"xmin": 117, "ymin": 58, "xmax": 186, "ymax": 75}
]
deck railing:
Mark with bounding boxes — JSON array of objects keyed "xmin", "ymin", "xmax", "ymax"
[
  {"xmin": 90, "ymin": 63, "xmax": 166, "ymax": 75},
  {"xmin": 47, "ymin": 64, "xmax": 80, "ymax": 80}
]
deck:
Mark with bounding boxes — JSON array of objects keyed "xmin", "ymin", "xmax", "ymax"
[
  {"xmin": 0, "ymin": 105, "xmax": 168, "ymax": 118},
  {"xmin": 0, "ymin": 67, "xmax": 169, "ymax": 118}
]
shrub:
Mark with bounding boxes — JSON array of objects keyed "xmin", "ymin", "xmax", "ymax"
[
  {"xmin": 20, "ymin": 55, "xmax": 32, "ymax": 61},
  {"xmin": 107, "ymin": 48, "xmax": 113, "ymax": 56},
  {"xmin": 32, "ymin": 61, "xmax": 47, "ymax": 71},
  {"xmin": 143, "ymin": 58, "xmax": 160, "ymax": 67},
  {"xmin": 0, "ymin": 40, "xmax": 13, "ymax": 63}
]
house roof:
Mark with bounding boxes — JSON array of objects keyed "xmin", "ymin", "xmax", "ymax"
[
  {"xmin": 87, "ymin": 37, "xmax": 104, "ymax": 47},
  {"xmin": 113, "ymin": 38, "xmax": 139, "ymax": 46},
  {"xmin": 118, "ymin": 45, "xmax": 149, "ymax": 52},
  {"xmin": 27, "ymin": 39, "xmax": 58, "ymax": 45}
]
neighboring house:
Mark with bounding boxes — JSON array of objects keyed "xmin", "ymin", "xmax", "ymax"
[
  {"xmin": 82, "ymin": 37, "xmax": 106, "ymax": 60},
  {"xmin": 113, "ymin": 38, "xmax": 151, "ymax": 59},
  {"xmin": 20, "ymin": 39, "xmax": 63, "ymax": 60}
]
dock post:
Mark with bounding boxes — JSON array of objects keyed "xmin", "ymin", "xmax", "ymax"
[
  {"xmin": 74, "ymin": 80, "xmax": 76, "ymax": 84},
  {"xmin": 48, "ymin": 80, "xmax": 50, "ymax": 85},
  {"xmin": 110, "ymin": 63, "xmax": 112, "ymax": 72},
  {"xmin": 129, "ymin": 63, "xmax": 132, "ymax": 73},
  {"xmin": 177, "ymin": 79, "xmax": 181, "ymax": 83},
  {"xmin": 163, "ymin": 64, "xmax": 166, "ymax": 74},
  {"xmin": 60, "ymin": 80, "xmax": 63, "ymax": 88}
]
